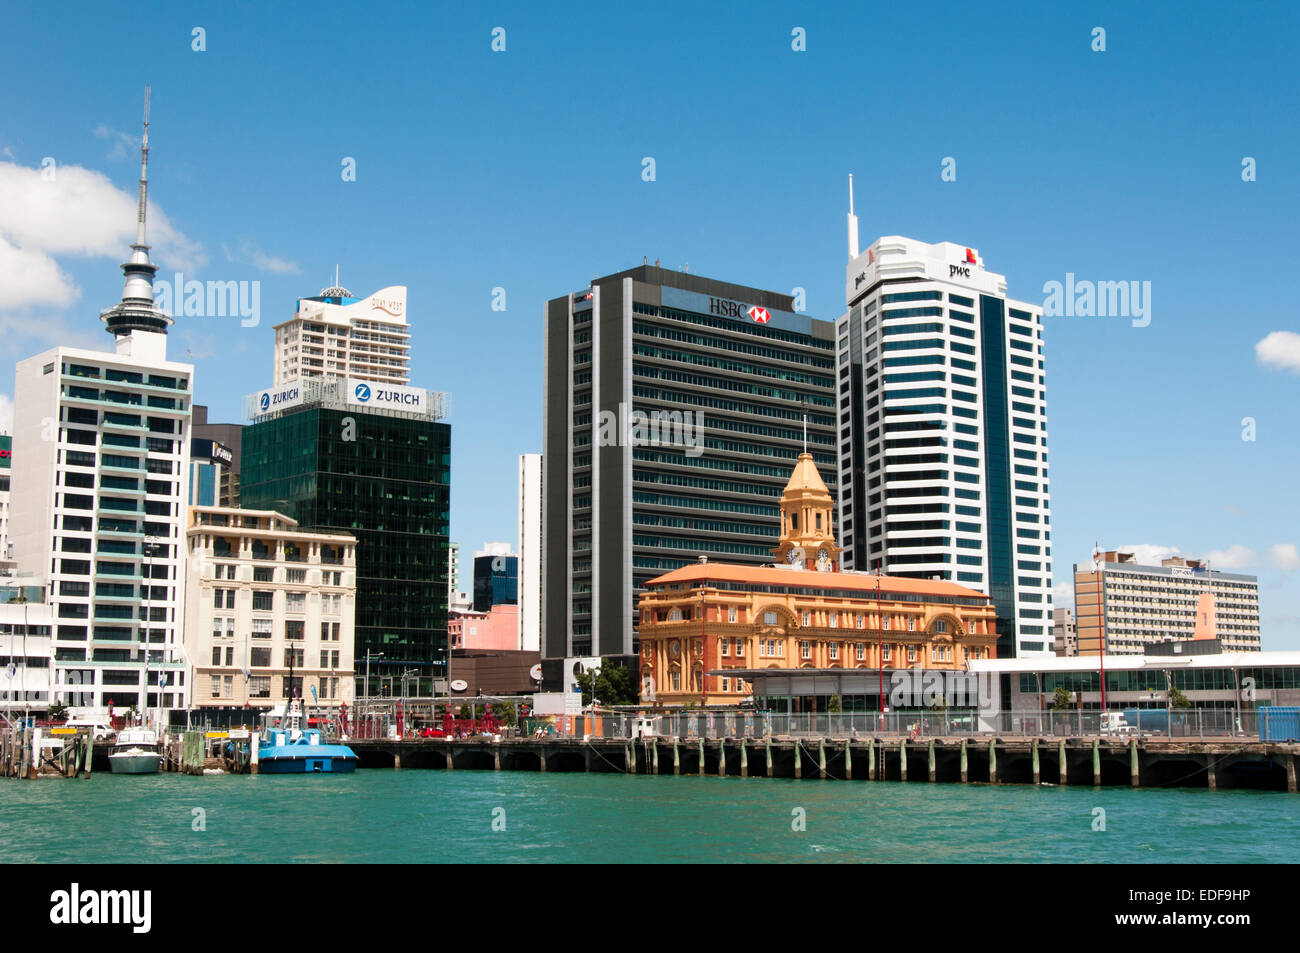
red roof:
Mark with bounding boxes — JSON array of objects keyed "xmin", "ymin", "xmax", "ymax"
[{"xmin": 645, "ymin": 562, "xmax": 990, "ymax": 601}]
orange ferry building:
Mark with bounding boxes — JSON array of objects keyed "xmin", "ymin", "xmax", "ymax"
[{"xmin": 637, "ymin": 453, "xmax": 998, "ymax": 710}]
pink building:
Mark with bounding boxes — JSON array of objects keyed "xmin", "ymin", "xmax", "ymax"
[{"xmin": 449, "ymin": 603, "xmax": 519, "ymax": 651}]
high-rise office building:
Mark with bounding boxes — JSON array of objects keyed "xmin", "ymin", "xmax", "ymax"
[
  {"xmin": 273, "ymin": 282, "xmax": 410, "ymax": 386},
  {"xmin": 472, "ymin": 542, "xmax": 517, "ymax": 612},
  {"xmin": 240, "ymin": 376, "xmax": 451, "ymax": 693},
  {"xmin": 542, "ymin": 265, "xmax": 837, "ymax": 687},
  {"xmin": 837, "ymin": 213, "xmax": 1052, "ymax": 657},
  {"xmin": 517, "ymin": 453, "xmax": 541, "ymax": 653},
  {"xmin": 1074, "ymin": 551, "xmax": 1261, "ymax": 655},
  {"xmin": 10, "ymin": 92, "xmax": 193, "ymax": 711},
  {"xmin": 191, "ymin": 404, "xmax": 243, "ymax": 507}
]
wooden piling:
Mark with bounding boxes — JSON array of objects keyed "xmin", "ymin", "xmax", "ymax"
[
  {"xmin": 794, "ymin": 740, "xmax": 802, "ymax": 780},
  {"xmin": 1130, "ymin": 738, "xmax": 1140, "ymax": 788},
  {"xmin": 698, "ymin": 738, "xmax": 705, "ymax": 777},
  {"xmin": 928, "ymin": 740, "xmax": 936, "ymax": 782},
  {"xmin": 844, "ymin": 740, "xmax": 852, "ymax": 780},
  {"xmin": 740, "ymin": 739, "xmax": 748, "ymax": 778},
  {"xmin": 868, "ymin": 739, "xmax": 876, "ymax": 781},
  {"xmin": 1206, "ymin": 754, "xmax": 1217, "ymax": 791},
  {"xmin": 988, "ymin": 738, "xmax": 997, "ymax": 784},
  {"xmin": 818, "ymin": 739, "xmax": 826, "ymax": 779},
  {"xmin": 1092, "ymin": 738, "xmax": 1101, "ymax": 786},
  {"xmin": 1058, "ymin": 739, "xmax": 1067, "ymax": 785},
  {"xmin": 1288, "ymin": 755, "xmax": 1298, "ymax": 794},
  {"xmin": 899, "ymin": 739, "xmax": 907, "ymax": 782},
  {"xmin": 1032, "ymin": 739, "xmax": 1040, "ymax": 785},
  {"xmin": 719, "ymin": 741, "xmax": 726, "ymax": 777},
  {"xmin": 672, "ymin": 738, "xmax": 680, "ymax": 776},
  {"xmin": 765, "ymin": 739, "xmax": 773, "ymax": 778},
  {"xmin": 960, "ymin": 738, "xmax": 968, "ymax": 783}
]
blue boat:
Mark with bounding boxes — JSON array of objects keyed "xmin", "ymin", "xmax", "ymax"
[{"xmin": 257, "ymin": 701, "xmax": 357, "ymax": 774}]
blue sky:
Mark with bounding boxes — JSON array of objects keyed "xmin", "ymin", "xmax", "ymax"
[{"xmin": 4, "ymin": 1, "xmax": 1300, "ymax": 647}]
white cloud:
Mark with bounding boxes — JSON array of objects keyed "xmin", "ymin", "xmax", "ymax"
[
  {"xmin": 0, "ymin": 393, "xmax": 12, "ymax": 433},
  {"xmin": 93, "ymin": 124, "xmax": 137, "ymax": 162},
  {"xmin": 1052, "ymin": 579, "xmax": 1074, "ymax": 611},
  {"xmin": 1255, "ymin": 331, "xmax": 1300, "ymax": 373},
  {"xmin": 1266, "ymin": 543, "xmax": 1300, "ymax": 571},
  {"xmin": 1200, "ymin": 544, "xmax": 1258, "ymax": 570},
  {"xmin": 1116, "ymin": 543, "xmax": 1183, "ymax": 566},
  {"xmin": 0, "ymin": 159, "xmax": 205, "ymax": 313},
  {"xmin": 222, "ymin": 240, "xmax": 300, "ymax": 275}
]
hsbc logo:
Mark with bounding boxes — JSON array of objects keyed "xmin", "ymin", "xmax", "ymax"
[{"xmin": 708, "ymin": 297, "xmax": 775, "ymax": 324}]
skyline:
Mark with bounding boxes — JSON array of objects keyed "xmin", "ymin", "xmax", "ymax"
[{"xmin": 3, "ymin": 2, "xmax": 1300, "ymax": 648}]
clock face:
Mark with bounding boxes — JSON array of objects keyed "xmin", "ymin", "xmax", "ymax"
[{"xmin": 817, "ymin": 548, "xmax": 829, "ymax": 561}]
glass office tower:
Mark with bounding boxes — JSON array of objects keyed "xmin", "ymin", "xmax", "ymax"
[{"xmin": 241, "ymin": 384, "xmax": 451, "ymax": 692}]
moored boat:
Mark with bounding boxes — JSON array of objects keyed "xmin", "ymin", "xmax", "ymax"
[
  {"xmin": 109, "ymin": 727, "xmax": 161, "ymax": 775},
  {"xmin": 257, "ymin": 701, "xmax": 356, "ymax": 774}
]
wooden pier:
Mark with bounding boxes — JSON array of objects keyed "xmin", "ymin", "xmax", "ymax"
[
  {"xmin": 1, "ymin": 725, "xmax": 95, "ymax": 779},
  {"xmin": 345, "ymin": 735, "xmax": 1300, "ymax": 791}
]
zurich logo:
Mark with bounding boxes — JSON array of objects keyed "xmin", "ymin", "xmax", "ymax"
[
  {"xmin": 354, "ymin": 383, "xmax": 371, "ymax": 402},
  {"xmin": 259, "ymin": 392, "xmax": 270, "ymax": 412}
]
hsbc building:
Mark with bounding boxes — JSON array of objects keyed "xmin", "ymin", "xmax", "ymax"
[{"xmin": 542, "ymin": 265, "xmax": 837, "ymax": 687}]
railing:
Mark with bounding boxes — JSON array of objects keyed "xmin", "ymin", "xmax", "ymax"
[{"xmin": 583, "ymin": 709, "xmax": 1267, "ymax": 741}]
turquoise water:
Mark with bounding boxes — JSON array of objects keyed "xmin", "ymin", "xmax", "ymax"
[{"xmin": 2, "ymin": 770, "xmax": 1297, "ymax": 863}]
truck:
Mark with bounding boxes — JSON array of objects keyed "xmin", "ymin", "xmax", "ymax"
[{"xmin": 1099, "ymin": 711, "xmax": 1137, "ymax": 736}]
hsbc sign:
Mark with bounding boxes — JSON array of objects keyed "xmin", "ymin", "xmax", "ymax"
[{"xmin": 708, "ymin": 297, "xmax": 773, "ymax": 324}]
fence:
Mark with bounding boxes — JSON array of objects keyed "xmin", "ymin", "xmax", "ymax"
[{"xmin": 565, "ymin": 708, "xmax": 1265, "ymax": 741}]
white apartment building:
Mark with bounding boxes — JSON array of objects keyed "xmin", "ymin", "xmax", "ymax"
[
  {"xmin": 517, "ymin": 453, "xmax": 541, "ymax": 652},
  {"xmin": 273, "ymin": 284, "xmax": 410, "ymax": 386},
  {"xmin": 11, "ymin": 334, "xmax": 194, "ymax": 712},
  {"xmin": 836, "ymin": 224, "xmax": 1052, "ymax": 658},
  {"xmin": 184, "ymin": 506, "xmax": 356, "ymax": 709},
  {"xmin": 1075, "ymin": 552, "xmax": 1262, "ymax": 655},
  {"xmin": 1, "ymin": 579, "xmax": 54, "ymax": 718}
]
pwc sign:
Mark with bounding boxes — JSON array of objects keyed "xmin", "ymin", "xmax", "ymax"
[{"xmin": 949, "ymin": 248, "xmax": 978, "ymax": 280}]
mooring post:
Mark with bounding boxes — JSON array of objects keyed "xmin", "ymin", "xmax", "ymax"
[
  {"xmin": 698, "ymin": 738, "xmax": 705, "ymax": 777},
  {"xmin": 928, "ymin": 740, "xmax": 936, "ymax": 782},
  {"xmin": 794, "ymin": 741, "xmax": 802, "ymax": 780},
  {"xmin": 868, "ymin": 739, "xmax": 876, "ymax": 781},
  {"xmin": 250, "ymin": 732, "xmax": 259, "ymax": 775},
  {"xmin": 1059, "ymin": 739, "xmax": 1067, "ymax": 785},
  {"xmin": 672, "ymin": 738, "xmax": 680, "ymax": 776},
  {"xmin": 652, "ymin": 739, "xmax": 659, "ymax": 775},
  {"xmin": 988, "ymin": 738, "xmax": 997, "ymax": 784},
  {"xmin": 1092, "ymin": 738, "xmax": 1101, "ymax": 786},
  {"xmin": 1287, "ymin": 754, "xmax": 1298, "ymax": 793},
  {"xmin": 899, "ymin": 738, "xmax": 907, "ymax": 782},
  {"xmin": 740, "ymin": 739, "xmax": 748, "ymax": 778},
  {"xmin": 1206, "ymin": 753, "xmax": 1217, "ymax": 791},
  {"xmin": 960, "ymin": 738, "xmax": 968, "ymax": 783},
  {"xmin": 818, "ymin": 739, "xmax": 826, "ymax": 779},
  {"xmin": 765, "ymin": 738, "xmax": 773, "ymax": 778},
  {"xmin": 1032, "ymin": 739, "xmax": 1040, "ymax": 785},
  {"xmin": 393, "ymin": 749, "xmax": 402, "ymax": 770},
  {"xmin": 1130, "ymin": 738, "xmax": 1140, "ymax": 788},
  {"xmin": 82, "ymin": 733, "xmax": 94, "ymax": 779},
  {"xmin": 494, "ymin": 748, "xmax": 502, "ymax": 771},
  {"xmin": 844, "ymin": 740, "xmax": 852, "ymax": 780},
  {"xmin": 719, "ymin": 741, "xmax": 727, "ymax": 777}
]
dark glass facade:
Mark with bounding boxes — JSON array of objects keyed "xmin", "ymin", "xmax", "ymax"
[
  {"xmin": 472, "ymin": 553, "xmax": 518, "ymax": 612},
  {"xmin": 241, "ymin": 407, "xmax": 451, "ymax": 688},
  {"xmin": 979, "ymin": 294, "xmax": 1015, "ymax": 659}
]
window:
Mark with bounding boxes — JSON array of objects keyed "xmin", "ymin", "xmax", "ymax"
[
  {"xmin": 934, "ymin": 620, "xmax": 947, "ymax": 633},
  {"xmin": 800, "ymin": 641, "xmax": 811, "ymax": 659},
  {"xmin": 728, "ymin": 606, "xmax": 737, "ymax": 623},
  {"xmin": 286, "ymin": 592, "xmax": 306, "ymax": 614},
  {"xmin": 720, "ymin": 639, "xmax": 729, "ymax": 657},
  {"xmin": 856, "ymin": 614, "xmax": 864, "ymax": 628},
  {"xmin": 907, "ymin": 645, "xmax": 917, "ymax": 662},
  {"xmin": 320, "ymin": 651, "xmax": 330, "ymax": 668},
  {"xmin": 252, "ymin": 618, "xmax": 272, "ymax": 638},
  {"xmin": 253, "ymin": 567, "xmax": 274, "ymax": 583},
  {"xmin": 763, "ymin": 611, "xmax": 777, "ymax": 625},
  {"xmin": 882, "ymin": 616, "xmax": 890, "ymax": 630},
  {"xmin": 829, "ymin": 612, "xmax": 838, "ymax": 628},
  {"xmin": 855, "ymin": 642, "xmax": 865, "ymax": 661},
  {"xmin": 829, "ymin": 643, "xmax": 839, "ymax": 660},
  {"xmin": 249, "ymin": 677, "xmax": 271, "ymax": 698},
  {"xmin": 734, "ymin": 638, "xmax": 744, "ymax": 658},
  {"xmin": 252, "ymin": 590, "xmax": 274, "ymax": 611},
  {"xmin": 283, "ymin": 648, "xmax": 304, "ymax": 667},
  {"xmin": 287, "ymin": 569, "xmax": 306, "ymax": 584},
  {"xmin": 223, "ymin": 675, "xmax": 233, "ymax": 697},
  {"xmin": 670, "ymin": 670, "xmax": 680, "ymax": 691},
  {"xmin": 210, "ymin": 676, "xmax": 221, "ymax": 697},
  {"xmin": 882, "ymin": 644, "xmax": 891, "ymax": 661},
  {"xmin": 721, "ymin": 678, "xmax": 730, "ymax": 693},
  {"xmin": 801, "ymin": 612, "xmax": 810, "ymax": 626},
  {"xmin": 250, "ymin": 648, "xmax": 271, "ymax": 667},
  {"xmin": 211, "ymin": 647, "xmax": 221, "ymax": 666}
]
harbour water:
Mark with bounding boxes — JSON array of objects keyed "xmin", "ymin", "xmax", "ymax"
[{"xmin": 3, "ymin": 772, "xmax": 1298, "ymax": 863}]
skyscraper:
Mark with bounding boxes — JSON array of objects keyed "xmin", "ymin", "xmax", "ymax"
[
  {"xmin": 837, "ymin": 213, "xmax": 1052, "ymax": 657},
  {"xmin": 272, "ymin": 282, "xmax": 411, "ymax": 386},
  {"xmin": 11, "ymin": 89, "xmax": 193, "ymax": 711},
  {"xmin": 542, "ymin": 264, "xmax": 837, "ymax": 687},
  {"xmin": 517, "ymin": 453, "xmax": 542, "ymax": 653}
]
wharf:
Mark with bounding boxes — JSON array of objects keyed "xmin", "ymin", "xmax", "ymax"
[{"xmin": 346, "ymin": 735, "xmax": 1300, "ymax": 791}]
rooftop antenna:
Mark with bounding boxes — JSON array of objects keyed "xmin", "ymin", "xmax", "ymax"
[
  {"xmin": 136, "ymin": 86, "xmax": 151, "ymax": 247},
  {"xmin": 847, "ymin": 173, "xmax": 859, "ymax": 261},
  {"xmin": 802, "ymin": 412, "xmax": 808, "ymax": 453}
]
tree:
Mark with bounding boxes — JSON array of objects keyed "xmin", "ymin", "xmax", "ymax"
[
  {"xmin": 827, "ymin": 694, "xmax": 842, "ymax": 714},
  {"xmin": 1051, "ymin": 686, "xmax": 1073, "ymax": 711},
  {"xmin": 48, "ymin": 702, "xmax": 68, "ymax": 723},
  {"xmin": 576, "ymin": 664, "xmax": 638, "ymax": 707},
  {"xmin": 1169, "ymin": 687, "xmax": 1192, "ymax": 710}
]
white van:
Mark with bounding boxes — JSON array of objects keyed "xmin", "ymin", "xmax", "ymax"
[{"xmin": 1099, "ymin": 711, "xmax": 1136, "ymax": 736}]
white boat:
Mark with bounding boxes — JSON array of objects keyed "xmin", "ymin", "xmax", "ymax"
[{"xmin": 108, "ymin": 727, "xmax": 161, "ymax": 775}]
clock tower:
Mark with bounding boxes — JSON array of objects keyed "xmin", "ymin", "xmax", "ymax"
[{"xmin": 772, "ymin": 452, "xmax": 839, "ymax": 571}]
